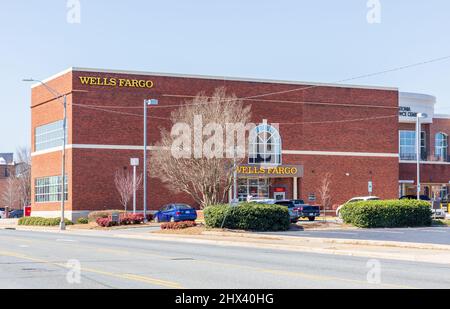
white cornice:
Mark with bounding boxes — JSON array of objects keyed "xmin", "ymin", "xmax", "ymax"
[{"xmin": 31, "ymin": 67, "xmax": 399, "ymax": 91}]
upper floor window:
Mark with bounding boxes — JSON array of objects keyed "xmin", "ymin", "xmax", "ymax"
[
  {"xmin": 249, "ymin": 124, "xmax": 282, "ymax": 165},
  {"xmin": 35, "ymin": 120, "xmax": 67, "ymax": 152},
  {"xmin": 435, "ymin": 132, "xmax": 448, "ymax": 161},
  {"xmin": 399, "ymin": 130, "xmax": 426, "ymax": 161}
]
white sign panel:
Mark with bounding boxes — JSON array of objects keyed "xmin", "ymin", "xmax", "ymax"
[{"xmin": 399, "ymin": 92, "xmax": 435, "ymax": 124}]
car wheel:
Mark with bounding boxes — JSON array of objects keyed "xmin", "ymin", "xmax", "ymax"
[{"xmin": 308, "ymin": 217, "xmax": 316, "ymax": 221}]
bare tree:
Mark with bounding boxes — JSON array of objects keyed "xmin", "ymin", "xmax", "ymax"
[
  {"xmin": 1, "ymin": 175, "xmax": 20, "ymax": 211},
  {"xmin": 318, "ymin": 173, "xmax": 333, "ymax": 222},
  {"xmin": 114, "ymin": 168, "xmax": 142, "ymax": 212},
  {"xmin": 149, "ymin": 87, "xmax": 252, "ymax": 209},
  {"xmin": 15, "ymin": 147, "xmax": 31, "ymax": 208}
]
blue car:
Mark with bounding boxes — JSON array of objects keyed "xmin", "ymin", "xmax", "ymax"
[{"xmin": 154, "ymin": 204, "xmax": 197, "ymax": 223}]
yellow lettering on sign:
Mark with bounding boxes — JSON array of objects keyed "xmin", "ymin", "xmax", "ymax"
[{"xmin": 79, "ymin": 76, "xmax": 154, "ymax": 89}]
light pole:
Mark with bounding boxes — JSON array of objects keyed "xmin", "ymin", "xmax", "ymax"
[
  {"xmin": 143, "ymin": 99, "xmax": 158, "ymax": 222},
  {"xmin": 130, "ymin": 158, "xmax": 139, "ymax": 214},
  {"xmin": 23, "ymin": 78, "xmax": 67, "ymax": 230},
  {"xmin": 416, "ymin": 113, "xmax": 427, "ymax": 201}
]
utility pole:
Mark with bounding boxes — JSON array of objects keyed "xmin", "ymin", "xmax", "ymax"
[
  {"xmin": 143, "ymin": 99, "xmax": 158, "ymax": 222},
  {"xmin": 23, "ymin": 78, "xmax": 67, "ymax": 231},
  {"xmin": 416, "ymin": 113, "xmax": 427, "ymax": 201}
]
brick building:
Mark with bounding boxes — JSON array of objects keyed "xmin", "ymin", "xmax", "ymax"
[
  {"xmin": 0, "ymin": 153, "xmax": 17, "ymax": 209},
  {"xmin": 29, "ymin": 68, "xmax": 450, "ymax": 220}
]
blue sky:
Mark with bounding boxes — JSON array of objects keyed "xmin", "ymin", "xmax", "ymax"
[{"xmin": 1, "ymin": 0, "xmax": 449, "ymax": 152}]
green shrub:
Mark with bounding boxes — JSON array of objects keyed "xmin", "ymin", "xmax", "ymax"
[
  {"xmin": 340, "ymin": 199, "xmax": 432, "ymax": 228},
  {"xmin": 77, "ymin": 217, "xmax": 89, "ymax": 224},
  {"xmin": 18, "ymin": 217, "xmax": 74, "ymax": 226},
  {"xmin": 87, "ymin": 210, "xmax": 126, "ymax": 222},
  {"xmin": 204, "ymin": 203, "xmax": 290, "ymax": 231}
]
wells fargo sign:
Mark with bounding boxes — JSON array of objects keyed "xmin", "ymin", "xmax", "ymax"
[
  {"xmin": 237, "ymin": 164, "xmax": 304, "ymax": 178},
  {"xmin": 78, "ymin": 76, "xmax": 154, "ymax": 89}
]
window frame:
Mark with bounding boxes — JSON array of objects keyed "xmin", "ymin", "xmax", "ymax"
[
  {"xmin": 34, "ymin": 175, "xmax": 68, "ymax": 203},
  {"xmin": 399, "ymin": 130, "xmax": 426, "ymax": 161},
  {"xmin": 248, "ymin": 124, "xmax": 282, "ymax": 165},
  {"xmin": 34, "ymin": 120, "xmax": 68, "ymax": 152},
  {"xmin": 435, "ymin": 132, "xmax": 448, "ymax": 161}
]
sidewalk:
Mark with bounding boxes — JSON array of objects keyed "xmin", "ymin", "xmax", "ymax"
[{"xmin": 2, "ymin": 223, "xmax": 450, "ymax": 265}]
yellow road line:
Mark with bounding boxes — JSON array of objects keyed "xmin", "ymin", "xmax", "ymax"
[
  {"xmin": 0, "ymin": 233, "xmax": 416, "ymax": 289},
  {"xmin": 0, "ymin": 250, "xmax": 183, "ymax": 289}
]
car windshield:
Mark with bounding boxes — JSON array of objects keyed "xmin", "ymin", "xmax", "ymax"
[
  {"xmin": 293, "ymin": 200, "xmax": 305, "ymax": 204},
  {"xmin": 174, "ymin": 204, "xmax": 192, "ymax": 210}
]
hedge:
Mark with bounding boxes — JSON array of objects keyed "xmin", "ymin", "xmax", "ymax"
[
  {"xmin": 204, "ymin": 203, "xmax": 291, "ymax": 231},
  {"xmin": 77, "ymin": 217, "xmax": 89, "ymax": 224},
  {"xmin": 18, "ymin": 217, "xmax": 74, "ymax": 226},
  {"xmin": 340, "ymin": 199, "xmax": 432, "ymax": 228}
]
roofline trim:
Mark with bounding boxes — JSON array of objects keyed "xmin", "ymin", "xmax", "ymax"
[{"xmin": 31, "ymin": 67, "xmax": 399, "ymax": 91}]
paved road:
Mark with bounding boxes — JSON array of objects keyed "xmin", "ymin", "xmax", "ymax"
[
  {"xmin": 0, "ymin": 229, "xmax": 449, "ymax": 289},
  {"xmin": 262, "ymin": 226, "xmax": 450, "ymax": 245}
]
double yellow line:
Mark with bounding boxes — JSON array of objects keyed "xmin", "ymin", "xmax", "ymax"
[{"xmin": 0, "ymin": 250, "xmax": 183, "ymax": 289}]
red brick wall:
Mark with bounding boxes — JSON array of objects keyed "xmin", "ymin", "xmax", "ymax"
[
  {"xmin": 31, "ymin": 69, "xmax": 400, "ymax": 212},
  {"xmin": 400, "ymin": 163, "xmax": 450, "ymax": 184}
]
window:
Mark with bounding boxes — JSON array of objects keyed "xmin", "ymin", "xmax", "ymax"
[
  {"xmin": 435, "ymin": 132, "xmax": 448, "ymax": 161},
  {"xmin": 238, "ymin": 178, "xmax": 270, "ymax": 201},
  {"xmin": 249, "ymin": 124, "xmax": 282, "ymax": 165},
  {"xmin": 399, "ymin": 130, "xmax": 426, "ymax": 160},
  {"xmin": 35, "ymin": 120, "xmax": 67, "ymax": 152},
  {"xmin": 35, "ymin": 175, "xmax": 68, "ymax": 203}
]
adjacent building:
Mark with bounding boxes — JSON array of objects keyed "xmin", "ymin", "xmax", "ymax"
[
  {"xmin": 0, "ymin": 153, "xmax": 17, "ymax": 209},
  {"xmin": 29, "ymin": 68, "xmax": 450, "ymax": 220}
]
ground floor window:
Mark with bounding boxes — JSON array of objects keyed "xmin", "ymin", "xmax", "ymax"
[
  {"xmin": 238, "ymin": 178, "xmax": 270, "ymax": 201},
  {"xmin": 35, "ymin": 175, "xmax": 68, "ymax": 203},
  {"xmin": 400, "ymin": 183, "xmax": 449, "ymax": 200}
]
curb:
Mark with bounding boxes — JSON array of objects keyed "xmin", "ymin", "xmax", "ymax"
[
  {"xmin": 201, "ymin": 231, "xmax": 450, "ymax": 251},
  {"xmin": 110, "ymin": 233, "xmax": 450, "ymax": 265}
]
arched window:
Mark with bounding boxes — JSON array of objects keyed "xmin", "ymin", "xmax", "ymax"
[
  {"xmin": 435, "ymin": 132, "xmax": 448, "ymax": 161},
  {"xmin": 249, "ymin": 124, "xmax": 282, "ymax": 165}
]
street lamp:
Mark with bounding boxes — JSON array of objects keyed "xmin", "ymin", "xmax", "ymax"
[
  {"xmin": 143, "ymin": 99, "xmax": 158, "ymax": 222},
  {"xmin": 23, "ymin": 78, "xmax": 67, "ymax": 230},
  {"xmin": 416, "ymin": 113, "xmax": 427, "ymax": 201}
]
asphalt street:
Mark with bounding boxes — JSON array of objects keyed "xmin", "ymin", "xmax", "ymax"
[
  {"xmin": 0, "ymin": 229, "xmax": 449, "ymax": 289},
  {"xmin": 262, "ymin": 226, "xmax": 450, "ymax": 245}
]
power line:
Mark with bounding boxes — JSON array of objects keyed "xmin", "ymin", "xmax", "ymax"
[
  {"xmin": 161, "ymin": 54, "xmax": 450, "ymax": 101},
  {"xmin": 276, "ymin": 114, "xmax": 398, "ymax": 125},
  {"xmin": 241, "ymin": 54, "xmax": 450, "ymax": 100},
  {"xmin": 71, "ymin": 102, "xmax": 398, "ymax": 125},
  {"xmin": 71, "ymin": 103, "xmax": 172, "ymax": 120},
  {"xmin": 71, "ymin": 98, "xmax": 399, "ymax": 110},
  {"xmin": 70, "ymin": 55, "xmax": 450, "ymax": 112}
]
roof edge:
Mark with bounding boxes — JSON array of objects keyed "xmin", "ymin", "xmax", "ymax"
[{"xmin": 32, "ymin": 67, "xmax": 399, "ymax": 91}]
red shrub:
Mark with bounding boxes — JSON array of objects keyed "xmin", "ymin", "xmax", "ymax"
[
  {"xmin": 119, "ymin": 213, "xmax": 145, "ymax": 225},
  {"xmin": 161, "ymin": 221, "xmax": 197, "ymax": 230},
  {"xmin": 96, "ymin": 217, "xmax": 116, "ymax": 227},
  {"xmin": 95, "ymin": 212, "xmax": 154, "ymax": 227}
]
